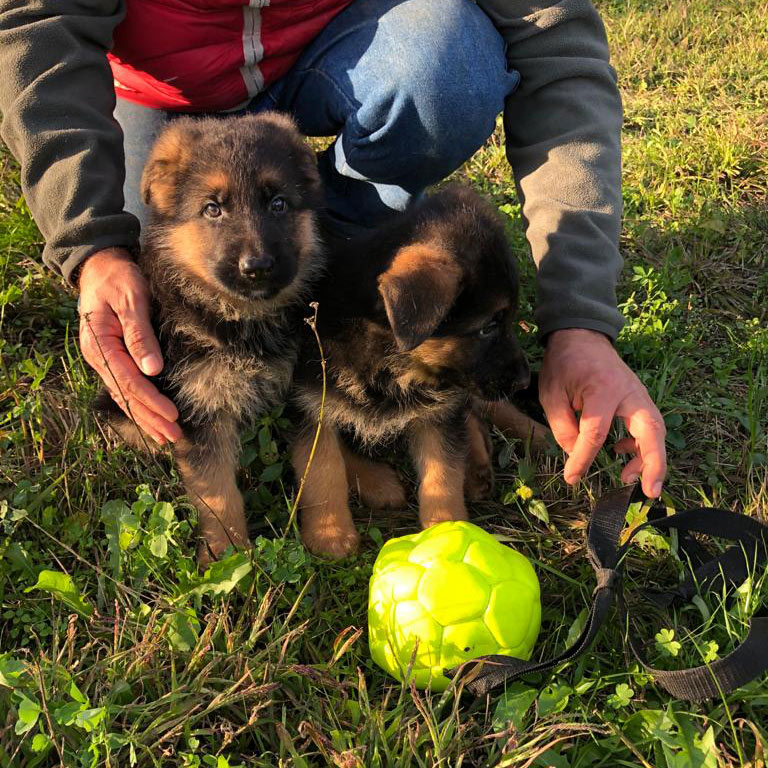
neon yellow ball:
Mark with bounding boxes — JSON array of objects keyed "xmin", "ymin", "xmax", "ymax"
[{"xmin": 368, "ymin": 521, "xmax": 541, "ymax": 691}]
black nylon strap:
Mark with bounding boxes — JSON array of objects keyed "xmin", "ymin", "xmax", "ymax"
[
  {"xmin": 625, "ymin": 603, "xmax": 768, "ymax": 701},
  {"xmin": 450, "ymin": 586, "xmax": 617, "ymax": 695},
  {"xmin": 446, "ymin": 483, "xmax": 768, "ymax": 701},
  {"xmin": 626, "ymin": 509, "xmax": 768, "ymax": 604}
]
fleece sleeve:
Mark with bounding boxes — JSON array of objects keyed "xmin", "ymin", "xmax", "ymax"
[
  {"xmin": 0, "ymin": 0, "xmax": 139, "ymax": 284},
  {"xmin": 478, "ymin": 0, "xmax": 625, "ymax": 340}
]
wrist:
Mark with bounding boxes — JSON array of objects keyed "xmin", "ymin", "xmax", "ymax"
[
  {"xmin": 77, "ymin": 247, "xmax": 134, "ymax": 290},
  {"xmin": 545, "ymin": 327, "xmax": 614, "ymax": 350}
]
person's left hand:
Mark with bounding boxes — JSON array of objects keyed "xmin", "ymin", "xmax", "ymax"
[{"xmin": 539, "ymin": 328, "xmax": 667, "ymax": 498}]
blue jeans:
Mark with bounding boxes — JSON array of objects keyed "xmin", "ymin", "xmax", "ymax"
[{"xmin": 115, "ymin": 0, "xmax": 519, "ymax": 235}]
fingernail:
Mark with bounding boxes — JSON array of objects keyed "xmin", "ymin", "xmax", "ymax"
[
  {"xmin": 626, "ymin": 473, "xmax": 640, "ymax": 484},
  {"xmin": 140, "ymin": 354, "xmax": 162, "ymax": 375},
  {"xmin": 651, "ymin": 482, "xmax": 663, "ymax": 498}
]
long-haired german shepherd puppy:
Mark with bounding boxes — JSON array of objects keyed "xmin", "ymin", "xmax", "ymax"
[
  {"xmin": 96, "ymin": 113, "xmax": 323, "ymax": 563},
  {"xmin": 291, "ymin": 185, "xmax": 531, "ymax": 558}
]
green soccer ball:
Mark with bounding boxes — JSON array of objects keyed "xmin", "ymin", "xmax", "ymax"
[{"xmin": 368, "ymin": 521, "xmax": 541, "ymax": 691}]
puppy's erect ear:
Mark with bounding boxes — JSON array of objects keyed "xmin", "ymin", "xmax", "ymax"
[
  {"xmin": 253, "ymin": 112, "xmax": 322, "ymax": 205},
  {"xmin": 299, "ymin": 146, "xmax": 323, "ymax": 208},
  {"xmin": 140, "ymin": 120, "xmax": 198, "ymax": 212},
  {"xmin": 378, "ymin": 243, "xmax": 462, "ymax": 352},
  {"xmin": 254, "ymin": 110, "xmax": 300, "ymax": 134}
]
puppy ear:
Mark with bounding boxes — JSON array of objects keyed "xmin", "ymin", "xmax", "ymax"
[
  {"xmin": 299, "ymin": 145, "xmax": 323, "ymax": 208},
  {"xmin": 378, "ymin": 243, "xmax": 462, "ymax": 352},
  {"xmin": 253, "ymin": 111, "xmax": 323, "ymax": 206},
  {"xmin": 269, "ymin": 114, "xmax": 323, "ymax": 207},
  {"xmin": 140, "ymin": 120, "xmax": 197, "ymax": 211}
]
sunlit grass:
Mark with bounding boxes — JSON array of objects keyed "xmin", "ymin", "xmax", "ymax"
[{"xmin": 1, "ymin": 1, "xmax": 767, "ymax": 765}]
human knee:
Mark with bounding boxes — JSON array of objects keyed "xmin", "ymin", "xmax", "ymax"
[{"xmin": 369, "ymin": 0, "xmax": 515, "ymax": 165}]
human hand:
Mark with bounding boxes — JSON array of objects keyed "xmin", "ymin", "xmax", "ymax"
[
  {"xmin": 78, "ymin": 248, "xmax": 181, "ymax": 444},
  {"xmin": 538, "ymin": 328, "xmax": 666, "ymax": 498}
]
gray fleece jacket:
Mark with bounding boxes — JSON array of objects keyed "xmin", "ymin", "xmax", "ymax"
[{"xmin": 0, "ymin": 0, "xmax": 625, "ymax": 340}]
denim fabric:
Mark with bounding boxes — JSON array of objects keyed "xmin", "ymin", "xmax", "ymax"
[{"xmin": 115, "ymin": 0, "xmax": 518, "ymax": 235}]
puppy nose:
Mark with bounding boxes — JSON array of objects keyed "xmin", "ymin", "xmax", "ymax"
[
  {"xmin": 513, "ymin": 360, "xmax": 531, "ymax": 391},
  {"xmin": 239, "ymin": 253, "xmax": 274, "ymax": 277}
]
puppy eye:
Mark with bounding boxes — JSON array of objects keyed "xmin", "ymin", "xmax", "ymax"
[
  {"xmin": 478, "ymin": 319, "xmax": 499, "ymax": 338},
  {"xmin": 478, "ymin": 310, "xmax": 506, "ymax": 338},
  {"xmin": 203, "ymin": 202, "xmax": 222, "ymax": 218},
  {"xmin": 269, "ymin": 195, "xmax": 289, "ymax": 214}
]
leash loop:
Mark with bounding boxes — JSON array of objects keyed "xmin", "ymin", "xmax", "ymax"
[
  {"xmin": 593, "ymin": 567, "xmax": 621, "ymax": 594},
  {"xmin": 447, "ymin": 482, "xmax": 768, "ymax": 701}
]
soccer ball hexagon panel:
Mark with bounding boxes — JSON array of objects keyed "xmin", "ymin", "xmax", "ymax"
[{"xmin": 368, "ymin": 521, "xmax": 541, "ymax": 691}]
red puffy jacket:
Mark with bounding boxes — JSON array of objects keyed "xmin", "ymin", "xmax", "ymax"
[{"xmin": 108, "ymin": 0, "xmax": 354, "ymax": 111}]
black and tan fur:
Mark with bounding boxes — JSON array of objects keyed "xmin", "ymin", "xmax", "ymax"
[
  {"xmin": 96, "ymin": 113, "xmax": 323, "ymax": 563},
  {"xmin": 291, "ymin": 185, "xmax": 532, "ymax": 558}
]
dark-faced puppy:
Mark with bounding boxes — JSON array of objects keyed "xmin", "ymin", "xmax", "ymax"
[
  {"xmin": 96, "ymin": 112, "xmax": 323, "ymax": 563},
  {"xmin": 291, "ymin": 185, "xmax": 530, "ymax": 558}
]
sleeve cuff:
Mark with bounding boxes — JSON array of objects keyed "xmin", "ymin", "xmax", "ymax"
[
  {"xmin": 537, "ymin": 316, "xmax": 624, "ymax": 345},
  {"xmin": 47, "ymin": 233, "xmax": 140, "ymax": 288}
]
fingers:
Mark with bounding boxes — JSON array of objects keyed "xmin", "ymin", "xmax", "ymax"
[
  {"xmin": 539, "ymin": 386, "xmax": 580, "ymax": 455},
  {"xmin": 81, "ymin": 317, "xmax": 181, "ymax": 442},
  {"xmin": 539, "ymin": 328, "xmax": 666, "ymax": 496},
  {"xmin": 100, "ymin": 352, "xmax": 182, "ymax": 443},
  {"xmin": 88, "ymin": 331, "xmax": 178, "ymax": 423},
  {"xmin": 619, "ymin": 394, "xmax": 667, "ymax": 498},
  {"xmin": 117, "ymin": 299, "xmax": 164, "ymax": 377},
  {"xmin": 614, "ymin": 437, "xmax": 646, "ymax": 483},
  {"xmin": 613, "ymin": 436, "xmax": 637, "ymax": 455},
  {"xmin": 78, "ymin": 250, "xmax": 182, "ymax": 444},
  {"xmin": 106, "ymin": 386, "xmax": 169, "ymax": 445},
  {"xmin": 620, "ymin": 455, "xmax": 644, "ymax": 485},
  {"xmin": 562, "ymin": 395, "xmax": 619, "ymax": 485}
]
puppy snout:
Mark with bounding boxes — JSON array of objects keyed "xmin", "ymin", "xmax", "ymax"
[
  {"xmin": 480, "ymin": 356, "xmax": 530, "ymax": 400},
  {"xmin": 513, "ymin": 362, "xmax": 531, "ymax": 391},
  {"xmin": 239, "ymin": 253, "xmax": 274, "ymax": 278}
]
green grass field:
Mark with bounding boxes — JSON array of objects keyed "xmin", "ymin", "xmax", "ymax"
[{"xmin": 1, "ymin": 0, "xmax": 767, "ymax": 765}]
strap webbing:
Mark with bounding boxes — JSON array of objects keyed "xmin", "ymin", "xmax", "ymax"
[{"xmin": 446, "ymin": 483, "xmax": 768, "ymax": 701}]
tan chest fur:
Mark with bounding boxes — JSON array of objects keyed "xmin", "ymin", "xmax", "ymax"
[
  {"xmin": 297, "ymin": 374, "xmax": 458, "ymax": 447},
  {"xmin": 172, "ymin": 351, "xmax": 294, "ymax": 422}
]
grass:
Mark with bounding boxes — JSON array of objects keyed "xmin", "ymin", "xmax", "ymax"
[{"xmin": 1, "ymin": 0, "xmax": 767, "ymax": 764}]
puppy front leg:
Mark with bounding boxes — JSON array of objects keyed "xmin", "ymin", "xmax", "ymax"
[
  {"xmin": 465, "ymin": 410, "xmax": 494, "ymax": 502},
  {"xmin": 476, "ymin": 398, "xmax": 552, "ymax": 453},
  {"xmin": 173, "ymin": 419, "xmax": 249, "ymax": 566},
  {"xmin": 291, "ymin": 425, "xmax": 360, "ymax": 558},
  {"xmin": 409, "ymin": 421, "xmax": 468, "ymax": 528},
  {"xmin": 339, "ymin": 441, "xmax": 407, "ymax": 511}
]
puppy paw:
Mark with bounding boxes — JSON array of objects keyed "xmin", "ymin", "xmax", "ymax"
[
  {"xmin": 529, "ymin": 425, "xmax": 554, "ymax": 454},
  {"xmin": 302, "ymin": 525, "xmax": 361, "ymax": 559},
  {"xmin": 197, "ymin": 541, "xmax": 216, "ymax": 572},
  {"xmin": 420, "ymin": 509, "xmax": 469, "ymax": 528},
  {"xmin": 196, "ymin": 529, "xmax": 250, "ymax": 571},
  {"xmin": 464, "ymin": 462, "xmax": 494, "ymax": 502},
  {"xmin": 197, "ymin": 537, "xmax": 229, "ymax": 571},
  {"xmin": 355, "ymin": 464, "xmax": 407, "ymax": 510}
]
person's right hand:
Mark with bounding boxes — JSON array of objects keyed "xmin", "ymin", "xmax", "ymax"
[{"xmin": 78, "ymin": 248, "xmax": 181, "ymax": 445}]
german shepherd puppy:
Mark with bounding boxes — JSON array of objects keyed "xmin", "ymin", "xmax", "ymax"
[
  {"xmin": 291, "ymin": 185, "xmax": 531, "ymax": 558},
  {"xmin": 96, "ymin": 113, "xmax": 323, "ymax": 563}
]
